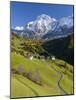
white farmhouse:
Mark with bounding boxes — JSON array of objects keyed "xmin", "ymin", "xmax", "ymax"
[
  {"xmin": 51, "ymin": 56, "xmax": 56, "ymax": 61},
  {"xmin": 29, "ymin": 56, "xmax": 33, "ymax": 60}
]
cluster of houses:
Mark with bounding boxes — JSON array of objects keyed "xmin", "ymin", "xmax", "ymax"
[
  {"xmin": 14, "ymin": 50, "xmax": 56, "ymax": 61},
  {"xmin": 25, "ymin": 52, "xmax": 56, "ymax": 61}
]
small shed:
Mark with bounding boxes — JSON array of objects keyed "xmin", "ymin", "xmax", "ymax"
[
  {"xmin": 26, "ymin": 53, "xmax": 34, "ymax": 60},
  {"xmin": 51, "ymin": 56, "xmax": 56, "ymax": 61},
  {"xmin": 29, "ymin": 56, "xmax": 33, "ymax": 60}
]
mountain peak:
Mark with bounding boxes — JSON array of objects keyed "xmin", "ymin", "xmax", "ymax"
[
  {"xmin": 37, "ymin": 14, "xmax": 57, "ymax": 23},
  {"xmin": 25, "ymin": 14, "xmax": 57, "ymax": 35},
  {"xmin": 37, "ymin": 14, "xmax": 52, "ymax": 20},
  {"xmin": 59, "ymin": 16, "xmax": 73, "ymax": 28},
  {"xmin": 14, "ymin": 14, "xmax": 73, "ymax": 40}
]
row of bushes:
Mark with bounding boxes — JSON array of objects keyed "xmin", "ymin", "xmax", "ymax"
[{"xmin": 11, "ymin": 66, "xmax": 42, "ymax": 85}]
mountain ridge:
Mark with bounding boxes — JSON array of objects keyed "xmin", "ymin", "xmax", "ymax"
[{"xmin": 11, "ymin": 14, "xmax": 73, "ymax": 40}]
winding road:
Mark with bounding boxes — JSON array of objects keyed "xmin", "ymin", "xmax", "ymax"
[
  {"xmin": 50, "ymin": 64, "xmax": 68, "ymax": 95},
  {"xmin": 33, "ymin": 58, "xmax": 68, "ymax": 95},
  {"xmin": 33, "ymin": 59, "xmax": 68, "ymax": 95},
  {"xmin": 40, "ymin": 49, "xmax": 68, "ymax": 94},
  {"xmin": 58, "ymin": 72, "xmax": 68, "ymax": 95}
]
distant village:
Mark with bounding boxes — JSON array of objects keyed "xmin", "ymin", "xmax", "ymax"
[{"xmin": 14, "ymin": 51, "xmax": 56, "ymax": 61}]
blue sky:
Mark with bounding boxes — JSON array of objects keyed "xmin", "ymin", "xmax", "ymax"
[{"xmin": 11, "ymin": 1, "xmax": 73, "ymax": 29}]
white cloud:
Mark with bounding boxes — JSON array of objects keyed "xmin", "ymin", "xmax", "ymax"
[{"xmin": 15, "ymin": 26, "xmax": 24, "ymax": 30}]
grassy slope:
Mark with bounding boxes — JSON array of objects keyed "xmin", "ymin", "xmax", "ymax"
[
  {"xmin": 11, "ymin": 53, "xmax": 73, "ymax": 98},
  {"xmin": 48, "ymin": 60, "xmax": 73, "ymax": 94},
  {"xmin": 11, "ymin": 76, "xmax": 35, "ymax": 98}
]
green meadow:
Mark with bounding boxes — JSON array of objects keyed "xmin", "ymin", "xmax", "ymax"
[
  {"xmin": 11, "ymin": 33, "xmax": 73, "ymax": 98},
  {"xmin": 11, "ymin": 52, "xmax": 73, "ymax": 98}
]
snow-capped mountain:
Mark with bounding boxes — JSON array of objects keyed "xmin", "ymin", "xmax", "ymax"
[
  {"xmin": 42, "ymin": 15, "xmax": 73, "ymax": 40},
  {"xmin": 12, "ymin": 14, "xmax": 73, "ymax": 40},
  {"xmin": 24, "ymin": 14, "xmax": 57, "ymax": 38},
  {"xmin": 59, "ymin": 16, "xmax": 73, "ymax": 28},
  {"xmin": 27, "ymin": 14, "xmax": 56, "ymax": 33}
]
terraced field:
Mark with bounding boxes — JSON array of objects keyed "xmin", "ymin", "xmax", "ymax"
[{"xmin": 11, "ymin": 53, "xmax": 73, "ymax": 98}]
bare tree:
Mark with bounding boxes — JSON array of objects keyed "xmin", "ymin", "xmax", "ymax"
[
  {"xmin": 17, "ymin": 65, "xmax": 25, "ymax": 74},
  {"xmin": 32, "ymin": 70, "xmax": 42, "ymax": 85}
]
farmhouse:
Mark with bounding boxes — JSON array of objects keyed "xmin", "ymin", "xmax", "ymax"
[
  {"xmin": 29, "ymin": 55, "xmax": 33, "ymax": 60},
  {"xmin": 51, "ymin": 56, "xmax": 56, "ymax": 61},
  {"xmin": 26, "ymin": 53, "xmax": 34, "ymax": 60}
]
